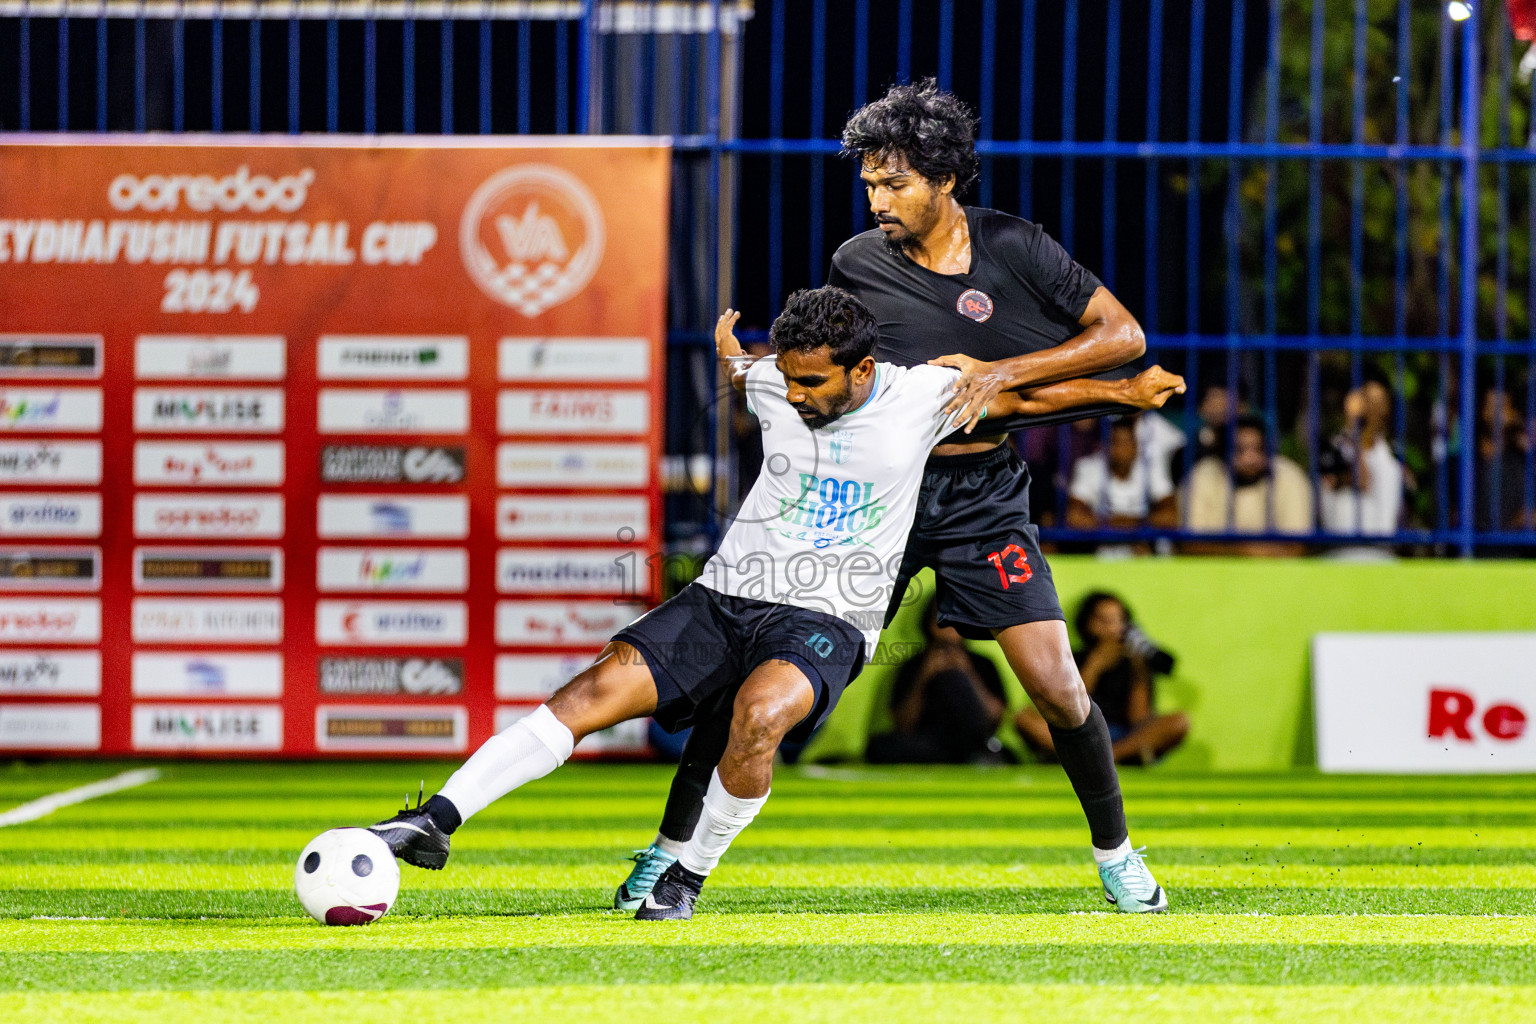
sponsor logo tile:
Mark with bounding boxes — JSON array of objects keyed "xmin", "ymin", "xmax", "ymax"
[
  {"xmin": 494, "ymin": 600, "xmax": 643, "ymax": 647},
  {"xmin": 134, "ymin": 441, "xmax": 285, "ymax": 486},
  {"xmin": 0, "ymin": 441, "xmax": 101, "ymax": 484},
  {"xmin": 497, "ymin": 389, "xmax": 649, "ymax": 435},
  {"xmin": 495, "ymin": 442, "xmax": 650, "ymax": 488},
  {"xmin": 315, "ymin": 600, "xmax": 468, "ymax": 646},
  {"xmin": 497, "ymin": 337, "xmax": 649, "ymax": 381},
  {"xmin": 133, "ymin": 547, "xmax": 284, "ymax": 591},
  {"xmin": 319, "ymin": 445, "xmax": 465, "ymax": 484},
  {"xmin": 496, "ymin": 495, "xmax": 648, "ymax": 541},
  {"xmin": 131, "ymin": 653, "xmax": 284, "ymax": 698},
  {"xmin": 132, "ymin": 704, "xmax": 282, "ymax": 751},
  {"xmin": 318, "ymin": 389, "xmax": 469, "ymax": 434},
  {"xmin": 0, "ymin": 494, "xmax": 102, "ymax": 537},
  {"xmin": 315, "ymin": 704, "xmax": 467, "ymax": 753},
  {"xmin": 317, "ymin": 548, "xmax": 468, "ymax": 593},
  {"xmin": 0, "ymin": 598, "xmax": 100, "ymax": 643},
  {"xmin": 135, "ymin": 494, "xmax": 285, "ymax": 539},
  {"xmin": 135, "ymin": 336, "xmax": 287, "ymax": 380},
  {"xmin": 0, "ymin": 651, "xmax": 101, "ymax": 695},
  {"xmin": 318, "ymin": 657, "xmax": 464, "ymax": 696},
  {"xmin": 318, "ymin": 336, "xmax": 468, "ymax": 380},
  {"xmin": 0, "ymin": 704, "xmax": 100, "ymax": 750},
  {"xmin": 496, "ymin": 548, "xmax": 641, "ymax": 595},
  {"xmin": 134, "ymin": 388, "xmax": 284, "ymax": 432},
  {"xmin": 0, "ymin": 388, "xmax": 103, "ymax": 431},
  {"xmin": 0, "ymin": 547, "xmax": 100, "ymax": 590},
  {"xmin": 0, "ymin": 335, "xmax": 103, "ymax": 378},
  {"xmin": 131, "ymin": 598, "xmax": 282, "ymax": 643},
  {"xmin": 316, "ymin": 495, "xmax": 467, "ymax": 539}
]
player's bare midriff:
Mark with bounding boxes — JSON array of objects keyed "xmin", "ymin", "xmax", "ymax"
[{"xmin": 932, "ymin": 434, "xmax": 1006, "ymax": 457}]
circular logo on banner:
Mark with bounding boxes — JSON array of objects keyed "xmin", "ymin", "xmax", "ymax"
[
  {"xmin": 956, "ymin": 289, "xmax": 995, "ymax": 323},
  {"xmin": 460, "ymin": 165, "xmax": 606, "ymax": 317}
]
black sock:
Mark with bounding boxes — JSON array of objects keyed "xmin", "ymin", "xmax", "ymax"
[
  {"xmin": 1047, "ymin": 702, "xmax": 1128, "ymax": 850},
  {"xmin": 659, "ymin": 694, "xmax": 736, "ymax": 843},
  {"xmin": 422, "ymin": 794, "xmax": 462, "ymax": 835}
]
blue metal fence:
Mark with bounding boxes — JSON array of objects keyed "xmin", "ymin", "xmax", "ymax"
[{"xmin": 3, "ymin": 0, "xmax": 1535, "ymax": 555}]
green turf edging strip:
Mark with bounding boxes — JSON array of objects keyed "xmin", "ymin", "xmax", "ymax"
[
  {"xmin": 2, "ymin": 886, "xmax": 1533, "ymax": 919},
  {"xmin": 5, "ymin": 913, "xmax": 1536, "ymax": 953},
  {"xmin": 9, "ymin": 984, "xmax": 1536, "ymax": 1024},
  {"xmin": 6, "ymin": 944, "xmax": 1536, "ymax": 990}
]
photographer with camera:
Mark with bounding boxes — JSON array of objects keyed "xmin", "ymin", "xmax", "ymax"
[{"xmin": 1016, "ymin": 591, "xmax": 1188, "ymax": 766}]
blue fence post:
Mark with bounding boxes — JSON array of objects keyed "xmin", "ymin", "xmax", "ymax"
[
  {"xmin": 326, "ymin": 18, "xmax": 339, "ymax": 132},
  {"xmin": 441, "ymin": 17, "xmax": 454, "ymax": 134},
  {"xmin": 17, "ymin": 15, "xmax": 29, "ymax": 131},
  {"xmin": 172, "ymin": 17, "xmax": 184, "ymax": 132},
  {"xmin": 95, "ymin": 15, "xmax": 106, "ymax": 131},
  {"xmin": 365, "ymin": 19, "xmax": 378, "ymax": 135},
  {"xmin": 287, "ymin": 15, "xmax": 300, "ymax": 134},
  {"xmin": 577, "ymin": 1, "xmax": 591, "ymax": 133},
  {"xmin": 478, "ymin": 16, "xmax": 491, "ymax": 134},
  {"xmin": 57, "ymin": 16, "xmax": 68, "ymax": 130},
  {"xmin": 210, "ymin": 15, "xmax": 221, "ymax": 132},
  {"xmin": 403, "ymin": 18, "xmax": 416, "ymax": 134},
  {"xmin": 1458, "ymin": 10, "xmax": 1482, "ymax": 556},
  {"xmin": 249, "ymin": 17, "xmax": 261, "ymax": 132}
]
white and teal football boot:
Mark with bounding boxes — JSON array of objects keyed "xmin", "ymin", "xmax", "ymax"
[
  {"xmin": 1098, "ymin": 846, "xmax": 1168, "ymax": 913},
  {"xmin": 614, "ymin": 844, "xmax": 678, "ymax": 911}
]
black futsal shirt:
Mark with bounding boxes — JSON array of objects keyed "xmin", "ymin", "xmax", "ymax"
[{"xmin": 825, "ymin": 206, "xmax": 1139, "ymax": 434}]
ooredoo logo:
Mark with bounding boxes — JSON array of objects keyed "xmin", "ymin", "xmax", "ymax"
[
  {"xmin": 460, "ymin": 165, "xmax": 605, "ymax": 317},
  {"xmin": 108, "ymin": 166, "xmax": 315, "ymax": 213}
]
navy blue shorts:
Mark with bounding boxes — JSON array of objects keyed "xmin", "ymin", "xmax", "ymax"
[
  {"xmin": 613, "ymin": 583, "xmax": 867, "ymax": 744},
  {"xmin": 886, "ymin": 442, "xmax": 1065, "ymax": 640}
]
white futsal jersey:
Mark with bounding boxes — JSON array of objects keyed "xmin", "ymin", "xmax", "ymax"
[{"xmin": 696, "ymin": 357, "xmax": 963, "ymax": 656}]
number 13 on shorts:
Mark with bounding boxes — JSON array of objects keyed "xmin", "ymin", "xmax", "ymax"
[{"xmin": 985, "ymin": 544, "xmax": 1033, "ymax": 590}]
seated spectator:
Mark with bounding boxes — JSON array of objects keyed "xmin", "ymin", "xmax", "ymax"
[
  {"xmin": 1193, "ymin": 384, "xmax": 1232, "ymax": 465},
  {"xmin": 1066, "ymin": 417, "xmax": 1178, "ymax": 540},
  {"xmin": 1136, "ymin": 407, "xmax": 1187, "ymax": 489},
  {"xmin": 1183, "ymin": 413, "xmax": 1314, "ymax": 555},
  {"xmin": 1476, "ymin": 386, "xmax": 1534, "ymax": 533},
  {"xmin": 866, "ymin": 599, "xmax": 1009, "ymax": 765},
  {"xmin": 1016, "ymin": 592, "xmax": 1188, "ymax": 766},
  {"xmin": 1320, "ymin": 378, "xmax": 1404, "ymax": 537}
]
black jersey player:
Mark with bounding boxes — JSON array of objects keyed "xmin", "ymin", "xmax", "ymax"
[{"xmin": 616, "ymin": 80, "xmax": 1169, "ymax": 914}]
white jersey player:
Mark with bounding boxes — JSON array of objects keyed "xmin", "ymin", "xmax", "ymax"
[{"xmin": 368, "ymin": 286, "xmax": 1183, "ymax": 921}]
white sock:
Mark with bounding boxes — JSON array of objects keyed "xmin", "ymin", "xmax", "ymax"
[
  {"xmin": 653, "ymin": 834, "xmax": 686, "ymax": 857},
  {"xmin": 437, "ymin": 705, "xmax": 574, "ymax": 822},
  {"xmin": 677, "ymin": 769, "xmax": 768, "ymax": 877},
  {"xmin": 1093, "ymin": 838, "xmax": 1134, "ymax": 865}
]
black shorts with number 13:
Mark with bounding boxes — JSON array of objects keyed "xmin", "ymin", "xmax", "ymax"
[{"xmin": 884, "ymin": 441, "xmax": 1063, "ymax": 640}]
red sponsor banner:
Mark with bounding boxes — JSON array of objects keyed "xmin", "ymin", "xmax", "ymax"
[{"xmin": 0, "ymin": 134, "xmax": 669, "ymax": 756}]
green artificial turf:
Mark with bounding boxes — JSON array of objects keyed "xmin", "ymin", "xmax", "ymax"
[{"xmin": 2, "ymin": 760, "xmax": 1535, "ymax": 1023}]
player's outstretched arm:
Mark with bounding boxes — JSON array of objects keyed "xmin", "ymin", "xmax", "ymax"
[
  {"xmin": 716, "ymin": 309, "xmax": 756, "ymax": 393},
  {"xmin": 933, "ymin": 286, "xmax": 1146, "ymax": 431},
  {"xmin": 985, "ymin": 365, "xmax": 1186, "ymax": 420}
]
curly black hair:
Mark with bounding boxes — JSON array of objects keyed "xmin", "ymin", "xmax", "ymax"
[
  {"xmin": 841, "ymin": 78, "xmax": 980, "ymax": 197},
  {"xmin": 769, "ymin": 287, "xmax": 880, "ymax": 370}
]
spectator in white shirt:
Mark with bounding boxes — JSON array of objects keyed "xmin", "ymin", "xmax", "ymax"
[
  {"xmin": 1067, "ymin": 418, "xmax": 1178, "ymax": 540},
  {"xmin": 1320, "ymin": 379, "xmax": 1403, "ymax": 537}
]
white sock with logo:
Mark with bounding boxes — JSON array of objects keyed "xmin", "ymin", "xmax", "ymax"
[
  {"xmin": 1093, "ymin": 838, "xmax": 1134, "ymax": 865},
  {"xmin": 437, "ymin": 705, "xmax": 574, "ymax": 822},
  {"xmin": 677, "ymin": 769, "xmax": 769, "ymax": 877}
]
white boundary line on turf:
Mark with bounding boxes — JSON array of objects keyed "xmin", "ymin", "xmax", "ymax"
[{"xmin": 0, "ymin": 768, "xmax": 161, "ymax": 828}]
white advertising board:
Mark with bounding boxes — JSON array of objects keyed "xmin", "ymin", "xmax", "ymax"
[{"xmin": 1314, "ymin": 632, "xmax": 1536, "ymax": 773}]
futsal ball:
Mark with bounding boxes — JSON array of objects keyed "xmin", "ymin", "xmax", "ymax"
[{"xmin": 294, "ymin": 827, "xmax": 400, "ymax": 925}]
